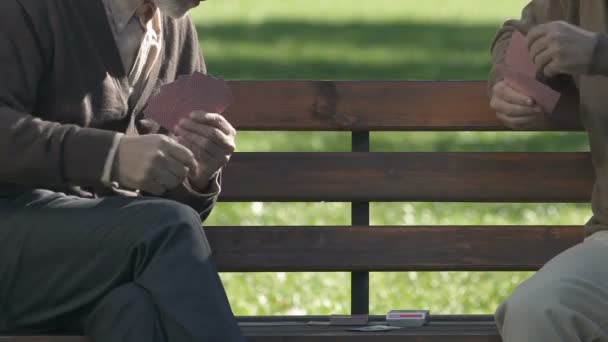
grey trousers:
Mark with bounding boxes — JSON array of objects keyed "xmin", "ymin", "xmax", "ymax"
[
  {"xmin": 496, "ymin": 230, "xmax": 608, "ymax": 341},
  {"xmin": 0, "ymin": 189, "xmax": 244, "ymax": 342}
]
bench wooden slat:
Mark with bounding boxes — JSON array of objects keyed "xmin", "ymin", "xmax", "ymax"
[
  {"xmin": 0, "ymin": 332, "xmax": 499, "ymax": 342},
  {"xmin": 221, "ymin": 152, "xmax": 594, "ymax": 203},
  {"xmin": 0, "ymin": 334, "xmax": 498, "ymax": 342},
  {"xmin": 0, "ymin": 335, "xmax": 499, "ymax": 342},
  {"xmin": 207, "ymin": 226, "xmax": 584, "ymax": 272},
  {"xmin": 241, "ymin": 326, "xmax": 500, "ymax": 342},
  {"xmin": 224, "ymin": 81, "xmax": 582, "ymax": 131},
  {"xmin": 0, "ymin": 316, "xmax": 500, "ymax": 342}
]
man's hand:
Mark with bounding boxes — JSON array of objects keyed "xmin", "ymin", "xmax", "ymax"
[
  {"xmin": 490, "ymin": 80, "xmax": 545, "ymax": 129},
  {"xmin": 113, "ymin": 134, "xmax": 199, "ymax": 195},
  {"xmin": 528, "ymin": 21, "xmax": 599, "ymax": 77},
  {"xmin": 174, "ymin": 112, "xmax": 237, "ymax": 190}
]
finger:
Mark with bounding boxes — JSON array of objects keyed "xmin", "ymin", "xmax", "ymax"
[
  {"xmin": 491, "ymin": 96, "xmax": 542, "ymax": 117},
  {"xmin": 176, "ymin": 122, "xmax": 235, "ymax": 153},
  {"xmin": 141, "ymin": 173, "xmax": 167, "ymax": 195},
  {"xmin": 529, "ymin": 34, "xmax": 551, "ymax": 65},
  {"xmin": 497, "ymin": 112, "xmax": 542, "ymax": 130},
  {"xmin": 534, "ymin": 47, "xmax": 556, "ymax": 75},
  {"xmin": 161, "ymin": 138, "xmax": 199, "ymax": 177},
  {"xmin": 151, "ymin": 166, "xmax": 182, "ymax": 191},
  {"xmin": 527, "ymin": 24, "xmax": 550, "ymax": 50},
  {"xmin": 176, "ymin": 136, "xmax": 199, "ymax": 161},
  {"xmin": 188, "ymin": 112, "xmax": 236, "ymax": 136},
  {"xmin": 180, "ymin": 132, "xmax": 229, "ymax": 164},
  {"xmin": 156, "ymin": 171, "xmax": 182, "ymax": 190},
  {"xmin": 543, "ymin": 60, "xmax": 561, "ymax": 78},
  {"xmin": 180, "ymin": 129, "xmax": 234, "ymax": 157},
  {"xmin": 161, "ymin": 153, "xmax": 190, "ymax": 183},
  {"xmin": 179, "ymin": 134, "xmax": 226, "ymax": 178},
  {"xmin": 498, "ymin": 82, "xmax": 534, "ymax": 106}
]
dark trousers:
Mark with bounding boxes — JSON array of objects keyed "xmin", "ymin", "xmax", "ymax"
[{"xmin": 0, "ymin": 189, "xmax": 244, "ymax": 342}]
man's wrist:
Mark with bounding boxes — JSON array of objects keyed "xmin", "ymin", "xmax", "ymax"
[{"xmin": 589, "ymin": 33, "xmax": 608, "ymax": 76}]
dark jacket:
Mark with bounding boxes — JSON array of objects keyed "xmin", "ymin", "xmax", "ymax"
[{"xmin": 0, "ymin": 0, "xmax": 219, "ymax": 218}]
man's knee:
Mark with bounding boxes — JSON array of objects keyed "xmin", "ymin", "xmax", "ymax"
[
  {"xmin": 146, "ymin": 198, "xmax": 202, "ymax": 228},
  {"xmin": 125, "ymin": 198, "xmax": 205, "ymax": 241},
  {"xmin": 496, "ymin": 275, "xmax": 599, "ymax": 335},
  {"xmin": 130, "ymin": 198, "xmax": 212, "ymax": 258},
  {"xmin": 496, "ymin": 279, "xmax": 556, "ymax": 329}
]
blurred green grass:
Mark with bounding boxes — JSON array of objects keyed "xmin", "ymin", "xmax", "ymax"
[{"xmin": 189, "ymin": 0, "xmax": 592, "ymax": 315}]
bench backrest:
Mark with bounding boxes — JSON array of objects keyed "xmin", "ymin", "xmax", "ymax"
[{"xmin": 207, "ymin": 80, "xmax": 590, "ymax": 313}]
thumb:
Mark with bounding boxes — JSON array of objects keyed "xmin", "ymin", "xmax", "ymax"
[{"xmin": 164, "ymin": 138, "xmax": 199, "ymax": 178}]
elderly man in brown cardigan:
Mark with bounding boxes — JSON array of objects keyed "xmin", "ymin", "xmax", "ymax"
[
  {"xmin": 0, "ymin": 0, "xmax": 244, "ymax": 341},
  {"xmin": 489, "ymin": 0, "xmax": 608, "ymax": 340}
]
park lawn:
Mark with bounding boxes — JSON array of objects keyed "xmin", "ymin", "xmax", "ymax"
[{"xmin": 189, "ymin": 0, "xmax": 592, "ymax": 315}]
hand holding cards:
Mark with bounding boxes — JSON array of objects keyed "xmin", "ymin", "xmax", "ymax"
[
  {"xmin": 145, "ymin": 72, "xmax": 236, "ymax": 190},
  {"xmin": 145, "ymin": 72, "xmax": 234, "ymax": 133},
  {"xmin": 500, "ymin": 31, "xmax": 560, "ymax": 114}
]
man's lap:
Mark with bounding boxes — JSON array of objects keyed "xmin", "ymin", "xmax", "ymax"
[{"xmin": 0, "ymin": 189, "xmax": 201, "ymax": 332}]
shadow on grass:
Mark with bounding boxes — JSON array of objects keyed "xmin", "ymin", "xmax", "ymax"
[{"xmin": 196, "ymin": 20, "xmax": 500, "ymax": 79}]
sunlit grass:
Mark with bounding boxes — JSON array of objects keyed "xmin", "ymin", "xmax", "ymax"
[{"xmin": 192, "ymin": 0, "xmax": 528, "ymax": 24}]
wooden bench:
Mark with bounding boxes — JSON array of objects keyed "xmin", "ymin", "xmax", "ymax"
[{"xmin": 1, "ymin": 80, "xmax": 590, "ymax": 341}]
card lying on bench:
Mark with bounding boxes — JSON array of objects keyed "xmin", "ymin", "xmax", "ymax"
[
  {"xmin": 145, "ymin": 72, "xmax": 234, "ymax": 132},
  {"xmin": 501, "ymin": 31, "xmax": 560, "ymax": 114}
]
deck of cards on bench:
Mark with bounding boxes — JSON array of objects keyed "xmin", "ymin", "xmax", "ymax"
[{"xmin": 145, "ymin": 72, "xmax": 234, "ymax": 133}]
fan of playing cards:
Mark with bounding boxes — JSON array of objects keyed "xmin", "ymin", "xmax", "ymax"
[{"xmin": 145, "ymin": 72, "xmax": 234, "ymax": 133}]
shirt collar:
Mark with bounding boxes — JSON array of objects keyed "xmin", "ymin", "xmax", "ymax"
[{"xmin": 102, "ymin": 0, "xmax": 145, "ymax": 34}]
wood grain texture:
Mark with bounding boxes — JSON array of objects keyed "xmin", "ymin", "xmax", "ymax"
[
  {"xmin": 0, "ymin": 336, "xmax": 499, "ymax": 342},
  {"xmin": 220, "ymin": 152, "xmax": 594, "ymax": 202},
  {"xmin": 0, "ymin": 333, "xmax": 499, "ymax": 342},
  {"xmin": 223, "ymin": 81, "xmax": 582, "ymax": 131},
  {"xmin": 0, "ymin": 335, "xmax": 499, "ymax": 342},
  {"xmin": 206, "ymin": 226, "xmax": 584, "ymax": 272},
  {"xmin": 0, "ymin": 316, "xmax": 501, "ymax": 342},
  {"xmin": 241, "ymin": 325, "xmax": 500, "ymax": 342}
]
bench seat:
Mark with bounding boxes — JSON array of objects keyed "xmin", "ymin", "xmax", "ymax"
[{"xmin": 0, "ymin": 315, "xmax": 500, "ymax": 342}]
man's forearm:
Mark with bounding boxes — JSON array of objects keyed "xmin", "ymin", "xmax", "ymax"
[{"xmin": 0, "ymin": 106, "xmax": 118, "ymax": 188}]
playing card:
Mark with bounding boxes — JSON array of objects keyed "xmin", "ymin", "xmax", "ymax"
[
  {"xmin": 146, "ymin": 82, "xmax": 187, "ymax": 131},
  {"xmin": 505, "ymin": 31, "xmax": 537, "ymax": 76},
  {"xmin": 499, "ymin": 31, "xmax": 561, "ymax": 114},
  {"xmin": 498, "ymin": 64, "xmax": 560, "ymax": 114},
  {"xmin": 145, "ymin": 72, "xmax": 234, "ymax": 132},
  {"xmin": 175, "ymin": 73, "xmax": 234, "ymax": 115}
]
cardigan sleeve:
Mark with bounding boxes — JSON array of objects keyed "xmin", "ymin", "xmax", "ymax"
[{"xmin": 0, "ymin": 0, "xmax": 118, "ymax": 188}]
